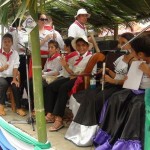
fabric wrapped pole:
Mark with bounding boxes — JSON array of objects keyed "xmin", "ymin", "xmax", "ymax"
[{"xmin": 144, "ymin": 88, "xmax": 150, "ymax": 150}]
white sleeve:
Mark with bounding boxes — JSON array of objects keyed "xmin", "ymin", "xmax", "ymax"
[
  {"xmin": 13, "ymin": 51, "xmax": 20, "ymax": 68},
  {"xmin": 43, "ymin": 58, "xmax": 62, "ymax": 75},
  {"xmin": 43, "ymin": 59, "xmax": 48, "ymax": 71},
  {"xmin": 17, "ymin": 31, "xmax": 26, "ymax": 49},
  {"xmin": 68, "ymin": 24, "xmax": 77, "ymax": 38}
]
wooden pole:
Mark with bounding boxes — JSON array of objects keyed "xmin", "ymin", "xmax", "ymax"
[
  {"xmin": 114, "ymin": 24, "xmax": 118, "ymax": 40},
  {"xmin": 89, "ymin": 33, "xmax": 101, "ymax": 52}
]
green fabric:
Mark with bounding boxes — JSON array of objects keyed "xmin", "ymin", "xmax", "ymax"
[
  {"xmin": 144, "ymin": 88, "xmax": 150, "ymax": 150},
  {"xmin": 0, "ymin": 117, "xmax": 51, "ymax": 150}
]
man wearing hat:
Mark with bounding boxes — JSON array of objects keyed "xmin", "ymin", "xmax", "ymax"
[{"xmin": 68, "ymin": 8, "xmax": 90, "ymax": 38}]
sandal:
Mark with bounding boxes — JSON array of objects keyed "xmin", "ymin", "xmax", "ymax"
[
  {"xmin": 45, "ymin": 113, "xmax": 55, "ymax": 123},
  {"xmin": 49, "ymin": 117, "xmax": 64, "ymax": 132},
  {"xmin": 32, "ymin": 110, "xmax": 35, "ymax": 116},
  {"xmin": 0, "ymin": 105, "xmax": 6, "ymax": 116},
  {"xmin": 16, "ymin": 109, "xmax": 26, "ymax": 116}
]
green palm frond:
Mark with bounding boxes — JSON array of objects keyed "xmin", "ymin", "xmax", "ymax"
[{"xmin": 0, "ymin": 0, "xmax": 150, "ymax": 31}]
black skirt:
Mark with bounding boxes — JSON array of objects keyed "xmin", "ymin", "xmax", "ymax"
[
  {"xmin": 93, "ymin": 89, "xmax": 145, "ymax": 150},
  {"xmin": 65, "ymin": 83, "xmax": 123, "ymax": 146}
]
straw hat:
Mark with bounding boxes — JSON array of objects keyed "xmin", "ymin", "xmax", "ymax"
[
  {"xmin": 71, "ymin": 36, "xmax": 93, "ymax": 51},
  {"xmin": 74, "ymin": 8, "xmax": 91, "ymax": 18}
]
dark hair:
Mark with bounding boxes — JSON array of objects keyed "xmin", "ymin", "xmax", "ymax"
[
  {"xmin": 120, "ymin": 32, "xmax": 134, "ymax": 41},
  {"xmin": 131, "ymin": 34, "xmax": 150, "ymax": 57},
  {"xmin": 38, "ymin": 13, "xmax": 47, "ymax": 20},
  {"xmin": 2, "ymin": 33, "xmax": 13, "ymax": 43},
  {"xmin": 38, "ymin": 13, "xmax": 42, "ymax": 20},
  {"xmin": 48, "ymin": 40, "xmax": 59, "ymax": 49},
  {"xmin": 76, "ymin": 38, "xmax": 88, "ymax": 45},
  {"xmin": 64, "ymin": 37, "xmax": 75, "ymax": 52},
  {"xmin": 12, "ymin": 18, "xmax": 20, "ymax": 27}
]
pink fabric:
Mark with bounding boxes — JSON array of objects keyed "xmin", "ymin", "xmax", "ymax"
[{"xmin": 74, "ymin": 20, "xmax": 85, "ymax": 30}]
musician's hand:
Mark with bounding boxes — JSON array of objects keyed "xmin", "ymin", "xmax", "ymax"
[
  {"xmin": 139, "ymin": 62, "xmax": 150, "ymax": 76},
  {"xmin": 3, "ymin": 64, "xmax": 9, "ymax": 70},
  {"xmin": 60, "ymin": 56, "xmax": 67, "ymax": 67},
  {"xmin": 105, "ymin": 68, "xmax": 110, "ymax": 73},
  {"xmin": 124, "ymin": 75, "xmax": 128, "ymax": 81},
  {"xmin": 97, "ymin": 68, "xmax": 102, "ymax": 74},
  {"xmin": 98, "ymin": 67, "xmax": 109, "ymax": 74},
  {"xmin": 44, "ymin": 34, "xmax": 53, "ymax": 42},
  {"xmin": 11, "ymin": 80, "xmax": 20, "ymax": 87},
  {"xmin": 104, "ymin": 75, "xmax": 113, "ymax": 83}
]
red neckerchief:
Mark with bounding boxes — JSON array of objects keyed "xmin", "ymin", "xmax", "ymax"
[
  {"xmin": 74, "ymin": 51, "xmax": 91, "ymax": 66},
  {"xmin": 47, "ymin": 69, "xmax": 51, "ymax": 72},
  {"xmin": 74, "ymin": 20, "xmax": 85, "ymax": 30},
  {"xmin": 48, "ymin": 53, "xmax": 60, "ymax": 62},
  {"xmin": 44, "ymin": 25, "xmax": 53, "ymax": 31},
  {"xmin": 0, "ymin": 49, "xmax": 13, "ymax": 61},
  {"xmin": 65, "ymin": 51, "xmax": 78, "ymax": 62}
]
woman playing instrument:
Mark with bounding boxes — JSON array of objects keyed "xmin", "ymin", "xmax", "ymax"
[
  {"xmin": 93, "ymin": 33, "xmax": 150, "ymax": 150},
  {"xmin": 65, "ymin": 32, "xmax": 136, "ymax": 146}
]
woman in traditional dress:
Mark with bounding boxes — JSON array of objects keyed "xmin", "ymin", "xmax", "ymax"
[
  {"xmin": 65, "ymin": 32, "xmax": 135, "ymax": 146},
  {"xmin": 93, "ymin": 33, "xmax": 150, "ymax": 150}
]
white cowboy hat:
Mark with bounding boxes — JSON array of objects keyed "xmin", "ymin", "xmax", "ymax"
[
  {"xmin": 71, "ymin": 35, "xmax": 93, "ymax": 51},
  {"xmin": 74, "ymin": 8, "xmax": 91, "ymax": 18}
]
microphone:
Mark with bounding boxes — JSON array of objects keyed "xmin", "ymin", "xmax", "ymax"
[{"xmin": 102, "ymin": 49, "xmax": 130, "ymax": 55}]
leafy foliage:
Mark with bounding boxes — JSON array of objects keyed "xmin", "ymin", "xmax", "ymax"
[{"xmin": 0, "ymin": 0, "xmax": 150, "ymax": 29}]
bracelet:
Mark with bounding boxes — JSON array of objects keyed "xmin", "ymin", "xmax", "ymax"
[{"xmin": 115, "ymin": 80, "xmax": 119, "ymax": 85}]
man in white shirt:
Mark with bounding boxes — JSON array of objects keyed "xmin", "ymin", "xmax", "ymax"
[
  {"xmin": 9, "ymin": 18, "xmax": 28, "ymax": 99},
  {"xmin": 68, "ymin": 8, "xmax": 90, "ymax": 38}
]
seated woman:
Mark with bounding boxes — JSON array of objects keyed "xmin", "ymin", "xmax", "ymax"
[
  {"xmin": 29, "ymin": 40, "xmax": 62, "ymax": 111},
  {"xmin": 65, "ymin": 32, "xmax": 135, "ymax": 146},
  {"xmin": 44, "ymin": 36, "xmax": 95, "ymax": 131},
  {"xmin": 93, "ymin": 33, "xmax": 150, "ymax": 150}
]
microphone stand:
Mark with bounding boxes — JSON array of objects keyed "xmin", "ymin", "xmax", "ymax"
[{"xmin": 9, "ymin": 43, "xmax": 35, "ymax": 131}]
